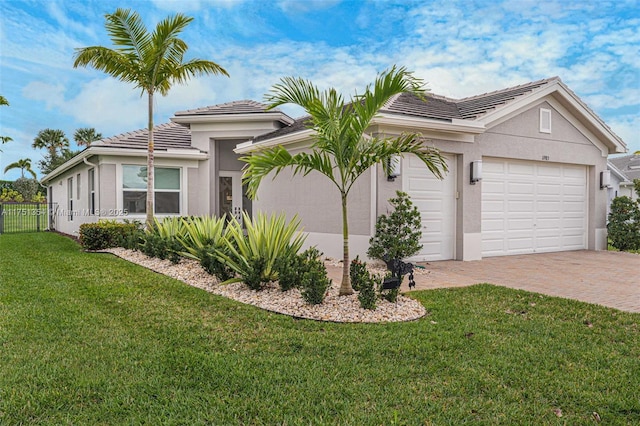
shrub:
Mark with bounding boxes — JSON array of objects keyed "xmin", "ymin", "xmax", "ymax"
[
  {"xmin": 0, "ymin": 188, "xmax": 23, "ymax": 202},
  {"xmin": 300, "ymin": 250, "xmax": 331, "ymax": 305},
  {"xmin": 79, "ymin": 221, "xmax": 142, "ymax": 250},
  {"xmin": 141, "ymin": 217, "xmax": 186, "ymax": 263},
  {"xmin": 276, "ymin": 246, "xmax": 322, "ymax": 292},
  {"xmin": 218, "ymin": 212, "xmax": 306, "ymax": 289},
  {"xmin": 13, "ymin": 178, "xmax": 39, "ymax": 202},
  {"xmin": 199, "ymin": 246, "xmax": 235, "ymax": 282},
  {"xmin": 358, "ymin": 271, "xmax": 378, "ymax": 310},
  {"xmin": 349, "ymin": 256, "xmax": 368, "ymax": 292},
  {"xmin": 607, "ymin": 196, "xmax": 640, "ymax": 251},
  {"xmin": 368, "ymin": 191, "xmax": 422, "ymax": 262}
]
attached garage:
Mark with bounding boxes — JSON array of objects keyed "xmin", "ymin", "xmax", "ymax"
[
  {"xmin": 403, "ymin": 153, "xmax": 456, "ymax": 261},
  {"xmin": 481, "ymin": 158, "xmax": 587, "ymax": 257}
]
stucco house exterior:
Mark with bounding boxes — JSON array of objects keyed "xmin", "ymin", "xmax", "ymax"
[
  {"xmin": 608, "ymin": 154, "xmax": 640, "ymax": 202},
  {"xmin": 42, "ymin": 76, "xmax": 627, "ymax": 261}
]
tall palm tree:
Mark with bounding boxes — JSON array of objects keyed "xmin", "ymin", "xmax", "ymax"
[
  {"xmin": 32, "ymin": 129, "xmax": 69, "ymax": 159},
  {"xmin": 241, "ymin": 66, "xmax": 448, "ymax": 295},
  {"xmin": 4, "ymin": 158, "xmax": 37, "ymax": 179},
  {"xmin": 73, "ymin": 8, "xmax": 229, "ymax": 228},
  {"xmin": 0, "ymin": 96, "xmax": 11, "ymax": 150},
  {"xmin": 74, "ymin": 127, "xmax": 103, "ymax": 147}
]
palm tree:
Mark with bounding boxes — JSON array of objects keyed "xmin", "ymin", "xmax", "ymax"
[
  {"xmin": 74, "ymin": 127, "xmax": 103, "ymax": 147},
  {"xmin": 32, "ymin": 129, "xmax": 69, "ymax": 159},
  {"xmin": 4, "ymin": 158, "xmax": 37, "ymax": 179},
  {"xmin": 241, "ymin": 66, "xmax": 448, "ymax": 295},
  {"xmin": 0, "ymin": 96, "xmax": 11, "ymax": 150},
  {"xmin": 73, "ymin": 8, "xmax": 229, "ymax": 228}
]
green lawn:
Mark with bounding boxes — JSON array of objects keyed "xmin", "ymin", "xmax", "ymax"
[{"xmin": 1, "ymin": 233, "xmax": 638, "ymax": 425}]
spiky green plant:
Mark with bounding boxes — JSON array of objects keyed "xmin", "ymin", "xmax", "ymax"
[
  {"xmin": 218, "ymin": 212, "xmax": 306, "ymax": 289},
  {"xmin": 177, "ymin": 215, "xmax": 227, "ymax": 259}
]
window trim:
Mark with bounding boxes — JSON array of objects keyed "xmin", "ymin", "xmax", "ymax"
[
  {"xmin": 67, "ymin": 177, "xmax": 73, "ymax": 221},
  {"xmin": 121, "ymin": 165, "xmax": 182, "ymax": 215},
  {"xmin": 88, "ymin": 168, "xmax": 96, "ymax": 215}
]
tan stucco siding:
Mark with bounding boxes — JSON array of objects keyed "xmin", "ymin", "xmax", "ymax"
[{"xmin": 253, "ymin": 167, "xmax": 372, "ymax": 236}]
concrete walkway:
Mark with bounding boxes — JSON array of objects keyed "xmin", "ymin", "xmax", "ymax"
[{"xmin": 327, "ymin": 251, "xmax": 640, "ymax": 313}]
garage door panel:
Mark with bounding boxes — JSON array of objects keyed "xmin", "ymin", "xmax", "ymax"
[
  {"xmin": 482, "ymin": 158, "xmax": 586, "ymax": 257},
  {"xmin": 508, "ymin": 200, "xmax": 534, "ymax": 212},
  {"xmin": 508, "ymin": 163, "xmax": 535, "ymax": 175},
  {"xmin": 404, "ymin": 154, "xmax": 456, "ymax": 261}
]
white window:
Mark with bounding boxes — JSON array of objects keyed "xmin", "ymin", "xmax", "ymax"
[
  {"xmin": 76, "ymin": 173, "xmax": 81, "ymax": 200},
  {"xmin": 122, "ymin": 165, "xmax": 180, "ymax": 214},
  {"xmin": 540, "ymin": 108, "xmax": 552, "ymax": 133},
  {"xmin": 88, "ymin": 168, "xmax": 96, "ymax": 215},
  {"xmin": 67, "ymin": 177, "xmax": 73, "ymax": 221}
]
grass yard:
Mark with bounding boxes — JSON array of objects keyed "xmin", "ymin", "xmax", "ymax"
[{"xmin": 1, "ymin": 232, "xmax": 639, "ymax": 425}]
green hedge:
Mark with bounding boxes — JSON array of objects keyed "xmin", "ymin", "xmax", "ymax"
[{"xmin": 79, "ymin": 221, "xmax": 142, "ymax": 251}]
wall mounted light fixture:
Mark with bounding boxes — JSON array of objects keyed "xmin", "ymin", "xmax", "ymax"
[
  {"xmin": 470, "ymin": 160, "xmax": 482, "ymax": 184},
  {"xmin": 600, "ymin": 170, "xmax": 611, "ymax": 189}
]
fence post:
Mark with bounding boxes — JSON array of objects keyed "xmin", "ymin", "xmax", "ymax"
[
  {"xmin": 0, "ymin": 203, "xmax": 3, "ymax": 234},
  {"xmin": 36, "ymin": 203, "xmax": 41, "ymax": 232}
]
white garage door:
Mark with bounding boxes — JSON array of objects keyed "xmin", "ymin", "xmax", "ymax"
[
  {"xmin": 482, "ymin": 158, "xmax": 587, "ymax": 257},
  {"xmin": 403, "ymin": 154, "xmax": 456, "ymax": 261}
]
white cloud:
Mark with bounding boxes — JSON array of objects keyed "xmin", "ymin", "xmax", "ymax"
[
  {"xmin": 277, "ymin": 0, "xmax": 341, "ymax": 14},
  {"xmin": 608, "ymin": 114, "xmax": 640, "ymax": 155}
]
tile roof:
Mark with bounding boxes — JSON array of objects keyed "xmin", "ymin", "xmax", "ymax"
[
  {"xmin": 94, "ymin": 122, "xmax": 193, "ymax": 151},
  {"xmin": 252, "ymin": 77, "xmax": 559, "ymax": 142},
  {"xmin": 174, "ymin": 100, "xmax": 277, "ymax": 116},
  {"xmin": 609, "ymin": 154, "xmax": 640, "ymax": 181}
]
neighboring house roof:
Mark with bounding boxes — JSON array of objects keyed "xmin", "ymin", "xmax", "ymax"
[
  {"xmin": 246, "ymin": 77, "xmax": 625, "ymax": 155},
  {"xmin": 174, "ymin": 100, "xmax": 278, "ymax": 116},
  {"xmin": 609, "ymin": 154, "xmax": 640, "ymax": 181},
  {"xmin": 93, "ymin": 122, "xmax": 193, "ymax": 151}
]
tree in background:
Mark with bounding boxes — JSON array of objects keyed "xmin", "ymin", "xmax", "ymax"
[
  {"xmin": 32, "ymin": 129, "xmax": 69, "ymax": 159},
  {"xmin": 73, "ymin": 8, "xmax": 229, "ymax": 228},
  {"xmin": 4, "ymin": 158, "xmax": 37, "ymax": 179},
  {"xmin": 0, "ymin": 96, "xmax": 12, "ymax": 151},
  {"xmin": 241, "ymin": 66, "xmax": 447, "ymax": 295},
  {"xmin": 74, "ymin": 127, "xmax": 103, "ymax": 147},
  {"xmin": 32, "ymin": 129, "xmax": 75, "ymax": 175}
]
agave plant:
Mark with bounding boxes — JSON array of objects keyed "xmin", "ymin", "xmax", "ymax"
[
  {"xmin": 177, "ymin": 215, "xmax": 227, "ymax": 259},
  {"xmin": 153, "ymin": 216, "xmax": 187, "ymax": 240},
  {"xmin": 218, "ymin": 212, "xmax": 306, "ymax": 289}
]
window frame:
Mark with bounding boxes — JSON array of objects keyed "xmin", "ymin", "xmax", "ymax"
[
  {"xmin": 121, "ymin": 165, "xmax": 181, "ymax": 215},
  {"xmin": 539, "ymin": 108, "xmax": 552, "ymax": 134}
]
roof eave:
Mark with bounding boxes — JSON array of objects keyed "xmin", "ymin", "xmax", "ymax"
[
  {"xmin": 234, "ymin": 129, "xmax": 315, "ymax": 154},
  {"xmin": 374, "ymin": 113, "xmax": 486, "ymax": 134},
  {"xmin": 41, "ymin": 147, "xmax": 208, "ymax": 183},
  {"xmin": 171, "ymin": 111, "xmax": 294, "ymax": 126}
]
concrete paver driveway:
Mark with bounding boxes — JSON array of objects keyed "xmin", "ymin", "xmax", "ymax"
[{"xmin": 410, "ymin": 250, "xmax": 640, "ymax": 313}]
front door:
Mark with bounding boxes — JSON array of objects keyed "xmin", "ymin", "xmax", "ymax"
[{"xmin": 219, "ymin": 171, "xmax": 243, "ymax": 222}]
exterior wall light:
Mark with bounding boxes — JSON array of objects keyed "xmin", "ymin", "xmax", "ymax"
[
  {"xmin": 470, "ymin": 160, "xmax": 482, "ymax": 184},
  {"xmin": 600, "ymin": 170, "xmax": 611, "ymax": 189}
]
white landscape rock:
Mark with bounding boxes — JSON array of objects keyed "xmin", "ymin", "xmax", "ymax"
[{"xmin": 104, "ymin": 248, "xmax": 427, "ymax": 323}]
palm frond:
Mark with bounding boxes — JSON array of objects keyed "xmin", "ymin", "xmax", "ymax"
[{"xmin": 105, "ymin": 8, "xmax": 151, "ymax": 58}]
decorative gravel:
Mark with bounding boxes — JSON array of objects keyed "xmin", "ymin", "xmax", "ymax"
[{"xmin": 104, "ymin": 248, "xmax": 427, "ymax": 323}]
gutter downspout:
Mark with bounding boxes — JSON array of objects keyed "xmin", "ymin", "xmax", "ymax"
[{"xmin": 83, "ymin": 157, "xmax": 99, "ymax": 217}]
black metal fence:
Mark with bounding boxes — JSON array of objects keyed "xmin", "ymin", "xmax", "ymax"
[{"xmin": 0, "ymin": 203, "xmax": 57, "ymax": 234}]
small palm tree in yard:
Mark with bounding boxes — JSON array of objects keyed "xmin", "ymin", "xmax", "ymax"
[
  {"xmin": 74, "ymin": 8, "xmax": 229, "ymax": 229},
  {"xmin": 4, "ymin": 158, "xmax": 37, "ymax": 179},
  {"xmin": 241, "ymin": 66, "xmax": 448, "ymax": 296}
]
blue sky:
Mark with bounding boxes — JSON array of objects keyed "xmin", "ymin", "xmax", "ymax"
[{"xmin": 1, "ymin": 0, "xmax": 638, "ymax": 179}]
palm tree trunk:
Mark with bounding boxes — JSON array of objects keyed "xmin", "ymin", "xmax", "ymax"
[
  {"xmin": 339, "ymin": 192, "xmax": 354, "ymax": 295},
  {"xmin": 146, "ymin": 91, "xmax": 155, "ymax": 229}
]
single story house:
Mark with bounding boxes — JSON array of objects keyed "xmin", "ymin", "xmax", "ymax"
[
  {"xmin": 608, "ymin": 154, "xmax": 639, "ymax": 202},
  {"xmin": 42, "ymin": 76, "xmax": 627, "ymax": 261}
]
